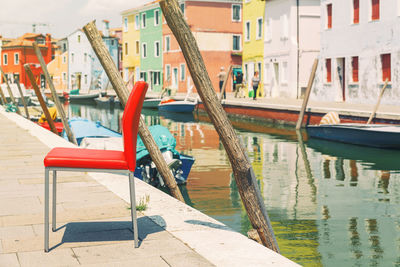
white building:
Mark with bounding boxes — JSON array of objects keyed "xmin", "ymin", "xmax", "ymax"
[
  {"xmin": 312, "ymin": 0, "xmax": 400, "ymax": 105},
  {"xmin": 67, "ymin": 29, "xmax": 93, "ymax": 92},
  {"xmin": 263, "ymin": 0, "xmax": 320, "ymax": 99}
]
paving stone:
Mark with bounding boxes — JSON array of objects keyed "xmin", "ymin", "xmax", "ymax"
[
  {"xmin": 0, "ymin": 197, "xmax": 42, "ymax": 216},
  {"xmin": 0, "ymin": 226, "xmax": 36, "ymax": 240},
  {"xmin": 17, "ymin": 248, "xmax": 79, "ymax": 266},
  {"xmin": 161, "ymin": 252, "xmax": 215, "ymax": 267},
  {"xmin": 79, "ymin": 257, "xmax": 170, "ymax": 267},
  {"xmin": 0, "ymin": 253, "xmax": 20, "ymax": 267}
]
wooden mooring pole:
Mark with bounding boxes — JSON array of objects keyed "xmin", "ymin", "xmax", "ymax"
[
  {"xmin": 33, "ymin": 42, "xmax": 77, "ymax": 145},
  {"xmin": 0, "ymin": 82, "xmax": 7, "ymax": 105},
  {"xmin": 83, "ymin": 21, "xmax": 184, "ymax": 202},
  {"xmin": 296, "ymin": 58, "xmax": 318, "ymax": 130},
  {"xmin": 219, "ymin": 65, "xmax": 232, "ymax": 102},
  {"xmin": 24, "ymin": 64, "xmax": 58, "ymax": 135},
  {"xmin": 15, "ymin": 80, "xmax": 30, "ymax": 119},
  {"xmin": 367, "ymin": 78, "xmax": 389, "ymax": 124},
  {"xmin": 0, "ymin": 66, "xmax": 21, "ymax": 115},
  {"xmin": 159, "ymin": 0, "xmax": 279, "ymax": 252}
]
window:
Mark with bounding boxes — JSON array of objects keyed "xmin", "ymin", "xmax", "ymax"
[
  {"xmin": 257, "ymin": 62, "xmax": 262, "ymax": 74},
  {"xmin": 245, "ymin": 21, "xmax": 250, "ymax": 41},
  {"xmin": 154, "ymin": 10, "xmax": 160, "ymax": 26},
  {"xmin": 232, "ymin": 5, "xmax": 241, "ymax": 21},
  {"xmin": 14, "ymin": 53, "xmax": 19, "ymax": 65},
  {"xmin": 136, "ymin": 41, "xmax": 140, "ymax": 54},
  {"xmin": 84, "ymin": 53, "xmax": 87, "ymax": 63},
  {"xmin": 326, "ymin": 58, "xmax": 332, "ymax": 82},
  {"xmin": 265, "ymin": 18, "xmax": 272, "ymax": 42},
  {"xmin": 166, "ymin": 64, "xmax": 171, "ymax": 82},
  {"xmin": 180, "ymin": 64, "xmax": 185, "ymax": 81},
  {"xmin": 111, "ymin": 40, "xmax": 115, "ymax": 46},
  {"xmin": 78, "ymin": 35, "xmax": 81, "ymax": 43},
  {"xmin": 281, "ymin": 14, "xmax": 289, "ymax": 40},
  {"xmin": 135, "ymin": 15, "xmax": 140, "ymax": 29},
  {"xmin": 62, "ymin": 72, "xmax": 67, "ymax": 82},
  {"xmin": 140, "ymin": 72, "xmax": 147, "ymax": 81},
  {"xmin": 372, "ymin": 0, "xmax": 380, "ymax": 21},
  {"xmin": 233, "ymin": 35, "xmax": 241, "ymax": 51},
  {"xmin": 63, "ymin": 55, "xmax": 66, "ymax": 64},
  {"xmin": 154, "ymin": 71, "xmax": 161, "ymax": 85},
  {"xmin": 351, "ymin": 56, "xmax": 359, "ymax": 82},
  {"xmin": 125, "ymin": 42, "xmax": 128, "ymax": 56},
  {"xmin": 3, "ymin": 54, "xmax": 8, "ymax": 65},
  {"xmin": 142, "ymin": 43, "xmax": 147, "ymax": 58},
  {"xmin": 141, "ymin": 13, "xmax": 146, "ymax": 28},
  {"xmin": 154, "ymin": 41, "xmax": 160, "ymax": 57},
  {"xmin": 381, "ymin": 54, "xmax": 391, "ymax": 82},
  {"xmin": 327, "ymin": 4, "xmax": 332, "ymax": 29},
  {"xmin": 84, "ymin": 74, "xmax": 88, "ymax": 84},
  {"xmin": 36, "ymin": 38, "xmax": 45, "ymax": 45},
  {"xmin": 180, "ymin": 3, "xmax": 185, "ymax": 15},
  {"xmin": 123, "ymin": 17, "xmax": 128, "ymax": 32},
  {"xmin": 165, "ymin": 36, "xmax": 171, "ymax": 52},
  {"xmin": 282, "ymin": 62, "xmax": 288, "ymax": 83},
  {"xmin": 71, "ymin": 53, "xmax": 74, "ymax": 63},
  {"xmin": 63, "ymin": 43, "xmax": 67, "ymax": 51},
  {"xmin": 353, "ymin": 0, "xmax": 359, "ymax": 24},
  {"xmin": 256, "ymin": 18, "xmax": 262, "ymax": 40}
]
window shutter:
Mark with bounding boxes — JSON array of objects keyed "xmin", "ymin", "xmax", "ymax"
[
  {"xmin": 372, "ymin": 0, "xmax": 380, "ymax": 20},
  {"xmin": 353, "ymin": 0, "xmax": 359, "ymax": 24},
  {"xmin": 326, "ymin": 59, "xmax": 332, "ymax": 82},
  {"xmin": 381, "ymin": 54, "xmax": 391, "ymax": 82},
  {"xmin": 352, "ymin": 56, "xmax": 359, "ymax": 82},
  {"xmin": 327, "ymin": 4, "xmax": 332, "ymax": 29}
]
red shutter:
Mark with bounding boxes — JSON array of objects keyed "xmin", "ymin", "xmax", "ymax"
[
  {"xmin": 353, "ymin": 0, "xmax": 359, "ymax": 24},
  {"xmin": 352, "ymin": 56, "xmax": 359, "ymax": 82},
  {"xmin": 381, "ymin": 54, "xmax": 391, "ymax": 82},
  {"xmin": 327, "ymin": 4, "xmax": 332, "ymax": 29},
  {"xmin": 326, "ymin": 59, "xmax": 332, "ymax": 82},
  {"xmin": 372, "ymin": 0, "xmax": 380, "ymax": 21}
]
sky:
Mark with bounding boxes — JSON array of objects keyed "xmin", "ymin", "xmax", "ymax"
[{"xmin": 0, "ymin": 0, "xmax": 153, "ymax": 39}]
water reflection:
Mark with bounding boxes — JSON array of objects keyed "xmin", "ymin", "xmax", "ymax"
[{"xmin": 69, "ymin": 103, "xmax": 400, "ymax": 267}]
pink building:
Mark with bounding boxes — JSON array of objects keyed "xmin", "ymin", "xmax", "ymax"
[{"xmin": 163, "ymin": 0, "xmax": 242, "ymax": 94}]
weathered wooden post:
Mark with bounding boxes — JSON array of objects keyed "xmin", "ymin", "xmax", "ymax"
[
  {"xmin": 296, "ymin": 58, "xmax": 318, "ymax": 130},
  {"xmin": 219, "ymin": 65, "xmax": 232, "ymax": 102},
  {"xmin": 24, "ymin": 64, "xmax": 58, "ymax": 135},
  {"xmin": 0, "ymin": 82, "xmax": 7, "ymax": 105},
  {"xmin": 32, "ymin": 43, "xmax": 78, "ymax": 145},
  {"xmin": 15, "ymin": 79, "xmax": 30, "ymax": 119},
  {"xmin": 367, "ymin": 78, "xmax": 389, "ymax": 124},
  {"xmin": 0, "ymin": 66, "xmax": 21, "ymax": 115},
  {"xmin": 160, "ymin": 0, "xmax": 279, "ymax": 252},
  {"xmin": 83, "ymin": 21, "xmax": 184, "ymax": 202}
]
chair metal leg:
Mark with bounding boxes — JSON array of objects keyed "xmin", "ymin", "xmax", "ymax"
[
  {"xmin": 52, "ymin": 170, "xmax": 57, "ymax": 232},
  {"xmin": 129, "ymin": 172, "xmax": 138, "ymax": 248},
  {"xmin": 44, "ymin": 168, "xmax": 50, "ymax": 252}
]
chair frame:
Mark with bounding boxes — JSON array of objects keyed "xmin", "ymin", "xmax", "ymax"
[{"xmin": 44, "ymin": 167, "xmax": 138, "ymax": 252}]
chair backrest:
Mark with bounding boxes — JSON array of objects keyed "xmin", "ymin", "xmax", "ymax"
[{"xmin": 122, "ymin": 81, "xmax": 148, "ymax": 171}]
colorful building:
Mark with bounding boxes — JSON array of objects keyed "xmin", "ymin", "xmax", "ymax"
[
  {"xmin": 263, "ymin": 0, "xmax": 320, "ymax": 99},
  {"xmin": 139, "ymin": 2, "xmax": 163, "ymax": 92},
  {"xmin": 1, "ymin": 33, "xmax": 54, "ymax": 89},
  {"xmin": 47, "ymin": 49, "xmax": 68, "ymax": 92},
  {"xmin": 243, "ymin": 0, "xmax": 265, "ymax": 97},
  {"xmin": 121, "ymin": 8, "xmax": 141, "ymax": 84},
  {"xmin": 163, "ymin": 0, "xmax": 243, "ymax": 94},
  {"xmin": 312, "ymin": 0, "xmax": 400, "ymax": 105}
]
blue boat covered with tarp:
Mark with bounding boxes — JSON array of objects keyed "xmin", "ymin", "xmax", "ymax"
[{"xmin": 65, "ymin": 119, "xmax": 194, "ymax": 185}]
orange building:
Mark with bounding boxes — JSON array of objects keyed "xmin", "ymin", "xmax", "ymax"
[
  {"xmin": 163, "ymin": 0, "xmax": 242, "ymax": 94},
  {"xmin": 1, "ymin": 33, "xmax": 54, "ymax": 89}
]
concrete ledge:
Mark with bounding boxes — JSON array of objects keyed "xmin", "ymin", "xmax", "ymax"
[{"xmin": 0, "ymin": 106, "xmax": 298, "ymax": 266}]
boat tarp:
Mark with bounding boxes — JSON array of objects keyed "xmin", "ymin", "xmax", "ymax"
[{"xmin": 136, "ymin": 125, "xmax": 179, "ymax": 161}]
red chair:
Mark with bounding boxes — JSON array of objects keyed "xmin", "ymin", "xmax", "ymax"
[{"xmin": 43, "ymin": 81, "xmax": 148, "ymax": 252}]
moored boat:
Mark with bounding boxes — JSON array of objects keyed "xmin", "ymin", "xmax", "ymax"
[
  {"xmin": 158, "ymin": 99, "xmax": 197, "ymax": 113},
  {"xmin": 143, "ymin": 98, "xmax": 162, "ymax": 109}
]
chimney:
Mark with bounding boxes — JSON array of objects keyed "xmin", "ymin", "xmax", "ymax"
[
  {"xmin": 45, "ymin": 34, "xmax": 52, "ymax": 62},
  {"xmin": 102, "ymin": 20, "xmax": 110, "ymax": 37}
]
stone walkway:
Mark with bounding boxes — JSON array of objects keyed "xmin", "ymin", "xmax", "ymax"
[{"xmin": 0, "ymin": 112, "xmax": 214, "ymax": 267}]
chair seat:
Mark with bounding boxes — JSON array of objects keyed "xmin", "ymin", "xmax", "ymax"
[{"xmin": 44, "ymin": 147, "xmax": 128, "ymax": 170}]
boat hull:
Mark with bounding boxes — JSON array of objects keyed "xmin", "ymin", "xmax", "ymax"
[
  {"xmin": 158, "ymin": 101, "xmax": 196, "ymax": 113},
  {"xmin": 143, "ymin": 98, "xmax": 161, "ymax": 109},
  {"xmin": 306, "ymin": 123, "xmax": 400, "ymax": 149}
]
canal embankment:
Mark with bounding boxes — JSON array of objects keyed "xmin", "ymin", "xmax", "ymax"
[
  {"xmin": 0, "ymin": 106, "xmax": 298, "ymax": 266},
  {"xmin": 154, "ymin": 92, "xmax": 400, "ymax": 125}
]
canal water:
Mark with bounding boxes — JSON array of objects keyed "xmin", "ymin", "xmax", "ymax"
[{"xmin": 67, "ymin": 102, "xmax": 400, "ymax": 267}]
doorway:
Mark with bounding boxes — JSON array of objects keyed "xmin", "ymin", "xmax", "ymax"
[
  {"xmin": 40, "ymin": 74, "xmax": 46, "ymax": 89},
  {"xmin": 272, "ymin": 62, "xmax": 279, "ymax": 97},
  {"xmin": 172, "ymin": 68, "xmax": 178, "ymax": 89},
  {"xmin": 337, "ymin": 58, "xmax": 345, "ymax": 101}
]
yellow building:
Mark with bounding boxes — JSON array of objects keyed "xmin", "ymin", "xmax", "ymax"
[
  {"xmin": 47, "ymin": 50, "xmax": 68, "ymax": 92},
  {"xmin": 243, "ymin": 0, "xmax": 265, "ymax": 97},
  {"xmin": 121, "ymin": 8, "xmax": 141, "ymax": 84}
]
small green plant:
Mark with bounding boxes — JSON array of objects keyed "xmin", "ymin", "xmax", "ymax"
[{"xmin": 135, "ymin": 194, "xmax": 150, "ymax": 211}]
